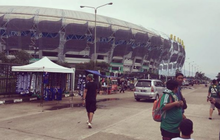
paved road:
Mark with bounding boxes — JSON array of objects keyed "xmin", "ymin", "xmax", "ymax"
[{"xmin": 0, "ymin": 85, "xmax": 219, "ymax": 140}]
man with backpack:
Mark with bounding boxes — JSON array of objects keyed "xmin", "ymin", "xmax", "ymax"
[
  {"xmin": 160, "ymin": 80, "xmax": 184, "ymax": 140},
  {"xmin": 207, "ymin": 79, "xmax": 220, "ymax": 120}
]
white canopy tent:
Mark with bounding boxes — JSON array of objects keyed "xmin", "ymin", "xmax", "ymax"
[
  {"xmin": 12, "ymin": 57, "xmax": 74, "ymax": 73},
  {"xmin": 12, "ymin": 57, "xmax": 75, "ymax": 97}
]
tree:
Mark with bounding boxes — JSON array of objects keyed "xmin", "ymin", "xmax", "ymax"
[
  {"xmin": 75, "ymin": 61, "xmax": 110, "ymax": 74},
  {"xmin": 10, "ymin": 50, "xmax": 33, "ymax": 65},
  {"xmin": 0, "ymin": 50, "xmax": 32, "ymax": 65},
  {"xmin": 96, "ymin": 62, "xmax": 110, "ymax": 73},
  {"xmin": 195, "ymin": 71, "xmax": 210, "ymax": 81},
  {"xmin": 0, "ymin": 52, "xmax": 9, "ymax": 63},
  {"xmin": 216, "ymin": 72, "xmax": 220, "ymax": 80}
]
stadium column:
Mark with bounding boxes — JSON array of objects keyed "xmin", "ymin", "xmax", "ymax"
[
  {"xmin": 131, "ymin": 57, "xmax": 135, "ymax": 73},
  {"xmin": 108, "ymin": 37, "xmax": 115, "ymax": 63},
  {"xmin": 0, "ymin": 42, "xmax": 2, "ymax": 52},
  {"xmin": 58, "ymin": 31, "xmax": 65, "ymax": 62}
]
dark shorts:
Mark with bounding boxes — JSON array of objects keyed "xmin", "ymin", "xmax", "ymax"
[
  {"xmin": 160, "ymin": 128, "xmax": 180, "ymax": 140},
  {"xmin": 86, "ymin": 100, "xmax": 96, "ymax": 113}
]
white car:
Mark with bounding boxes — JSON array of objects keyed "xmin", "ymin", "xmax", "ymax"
[{"xmin": 134, "ymin": 79, "xmax": 165, "ymax": 101}]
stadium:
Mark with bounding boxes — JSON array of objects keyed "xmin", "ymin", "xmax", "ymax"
[{"xmin": 0, "ymin": 6, "xmax": 185, "ymax": 76}]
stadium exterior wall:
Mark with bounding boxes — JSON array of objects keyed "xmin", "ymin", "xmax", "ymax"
[{"xmin": 0, "ymin": 6, "xmax": 185, "ymax": 75}]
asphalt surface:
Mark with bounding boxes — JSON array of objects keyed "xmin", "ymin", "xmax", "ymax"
[{"xmin": 0, "ymin": 85, "xmax": 219, "ymax": 140}]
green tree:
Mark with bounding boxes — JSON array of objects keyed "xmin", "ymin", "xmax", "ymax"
[
  {"xmin": 0, "ymin": 51, "xmax": 33, "ymax": 64},
  {"xmin": 96, "ymin": 62, "xmax": 110, "ymax": 73},
  {"xmin": 195, "ymin": 71, "xmax": 210, "ymax": 81},
  {"xmin": 216, "ymin": 72, "xmax": 220, "ymax": 80},
  {"xmin": 10, "ymin": 50, "xmax": 32, "ymax": 65},
  {"xmin": 0, "ymin": 52, "xmax": 9, "ymax": 63}
]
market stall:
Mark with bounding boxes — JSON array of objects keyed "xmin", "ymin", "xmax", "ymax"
[
  {"xmin": 12, "ymin": 57, "xmax": 75, "ymax": 102},
  {"xmin": 86, "ymin": 70, "xmax": 110, "ymax": 94}
]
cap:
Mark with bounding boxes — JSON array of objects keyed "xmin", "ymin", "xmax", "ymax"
[{"xmin": 87, "ymin": 74, "xmax": 94, "ymax": 79}]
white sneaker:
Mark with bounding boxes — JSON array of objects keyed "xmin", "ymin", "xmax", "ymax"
[
  {"xmin": 88, "ymin": 123, "xmax": 92, "ymax": 128},
  {"xmin": 86, "ymin": 120, "xmax": 89, "ymax": 124}
]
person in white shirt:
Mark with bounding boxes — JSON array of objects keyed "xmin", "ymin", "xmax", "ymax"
[{"xmin": 172, "ymin": 119, "xmax": 194, "ymax": 140}]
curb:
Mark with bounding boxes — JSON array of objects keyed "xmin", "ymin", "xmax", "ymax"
[
  {"xmin": 0, "ymin": 97, "xmax": 38, "ymax": 105},
  {"xmin": 0, "ymin": 94, "xmax": 72, "ymax": 105},
  {"xmin": 0, "ymin": 92, "xmax": 123, "ymax": 105}
]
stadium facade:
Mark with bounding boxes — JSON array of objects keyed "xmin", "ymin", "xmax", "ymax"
[{"xmin": 0, "ymin": 6, "xmax": 185, "ymax": 76}]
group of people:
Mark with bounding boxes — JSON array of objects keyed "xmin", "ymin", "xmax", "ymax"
[
  {"xmin": 160, "ymin": 74, "xmax": 220, "ymax": 140},
  {"xmin": 159, "ymin": 73, "xmax": 193, "ymax": 140},
  {"xmin": 81, "ymin": 72, "xmax": 220, "ymax": 139},
  {"xmin": 118, "ymin": 78, "xmax": 134, "ymax": 93}
]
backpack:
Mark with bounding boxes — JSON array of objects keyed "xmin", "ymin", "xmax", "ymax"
[{"xmin": 152, "ymin": 92, "xmax": 174, "ymax": 122}]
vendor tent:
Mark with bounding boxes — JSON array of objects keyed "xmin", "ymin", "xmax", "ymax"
[{"xmin": 12, "ymin": 57, "xmax": 74, "ymax": 73}]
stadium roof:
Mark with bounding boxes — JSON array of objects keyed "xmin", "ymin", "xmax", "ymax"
[{"xmin": 0, "ymin": 6, "xmax": 169, "ymax": 38}]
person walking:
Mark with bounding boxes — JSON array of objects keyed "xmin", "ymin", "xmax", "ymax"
[
  {"xmin": 120, "ymin": 80, "xmax": 125, "ymax": 93},
  {"xmin": 160, "ymin": 80, "xmax": 184, "ymax": 140},
  {"xmin": 207, "ymin": 79, "xmax": 220, "ymax": 120},
  {"xmin": 127, "ymin": 79, "xmax": 130, "ymax": 90},
  {"xmin": 210, "ymin": 98, "xmax": 220, "ymax": 140},
  {"xmin": 83, "ymin": 74, "xmax": 98, "ymax": 128}
]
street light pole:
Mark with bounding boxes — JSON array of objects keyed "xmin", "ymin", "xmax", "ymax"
[
  {"xmin": 191, "ymin": 61, "xmax": 194, "ymax": 77},
  {"xmin": 189, "ymin": 62, "xmax": 190, "ymax": 77},
  {"xmin": 94, "ymin": 8, "xmax": 97, "ymax": 64},
  {"xmin": 80, "ymin": 2, "xmax": 113, "ymax": 65},
  {"xmin": 184, "ymin": 57, "xmax": 189, "ymax": 77},
  {"xmin": 184, "ymin": 59, "xmax": 185, "ymax": 76}
]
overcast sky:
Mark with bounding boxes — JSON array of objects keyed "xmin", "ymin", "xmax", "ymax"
[{"xmin": 1, "ymin": 0, "xmax": 220, "ymax": 79}]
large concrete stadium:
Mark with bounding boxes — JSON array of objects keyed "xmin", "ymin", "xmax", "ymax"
[{"xmin": 0, "ymin": 6, "xmax": 185, "ymax": 76}]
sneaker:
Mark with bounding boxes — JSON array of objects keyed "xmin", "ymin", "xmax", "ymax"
[
  {"xmin": 88, "ymin": 123, "xmax": 92, "ymax": 128},
  {"xmin": 209, "ymin": 117, "xmax": 212, "ymax": 120},
  {"xmin": 86, "ymin": 120, "xmax": 89, "ymax": 124}
]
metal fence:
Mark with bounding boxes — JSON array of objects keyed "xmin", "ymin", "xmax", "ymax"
[{"xmin": 0, "ymin": 63, "xmax": 17, "ymax": 96}]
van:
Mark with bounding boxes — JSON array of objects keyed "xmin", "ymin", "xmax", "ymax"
[{"xmin": 134, "ymin": 79, "xmax": 165, "ymax": 101}]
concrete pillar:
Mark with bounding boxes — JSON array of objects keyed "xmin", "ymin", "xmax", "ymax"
[{"xmin": 58, "ymin": 32, "xmax": 65, "ymax": 62}]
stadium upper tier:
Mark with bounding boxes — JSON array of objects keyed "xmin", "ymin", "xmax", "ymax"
[{"xmin": 0, "ymin": 6, "xmax": 185, "ymax": 74}]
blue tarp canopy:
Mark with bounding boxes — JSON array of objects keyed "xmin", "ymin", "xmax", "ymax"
[{"xmin": 86, "ymin": 70, "xmax": 104, "ymax": 77}]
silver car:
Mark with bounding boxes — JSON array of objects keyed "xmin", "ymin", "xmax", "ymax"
[{"xmin": 134, "ymin": 79, "xmax": 165, "ymax": 101}]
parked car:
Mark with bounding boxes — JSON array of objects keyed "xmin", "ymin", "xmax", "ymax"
[
  {"xmin": 182, "ymin": 81, "xmax": 189, "ymax": 86},
  {"xmin": 134, "ymin": 79, "xmax": 165, "ymax": 101}
]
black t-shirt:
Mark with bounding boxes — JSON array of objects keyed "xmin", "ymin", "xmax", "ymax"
[{"xmin": 85, "ymin": 82, "xmax": 97, "ymax": 101}]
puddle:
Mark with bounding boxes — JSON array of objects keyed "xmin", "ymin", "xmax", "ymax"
[{"xmin": 46, "ymin": 98, "xmax": 120, "ymax": 110}]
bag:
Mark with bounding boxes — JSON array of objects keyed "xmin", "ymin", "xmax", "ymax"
[
  {"xmin": 213, "ymin": 85, "xmax": 220, "ymax": 97},
  {"xmin": 152, "ymin": 96, "xmax": 164, "ymax": 122},
  {"xmin": 152, "ymin": 93, "xmax": 173, "ymax": 122},
  {"xmin": 210, "ymin": 85, "xmax": 220, "ymax": 97}
]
